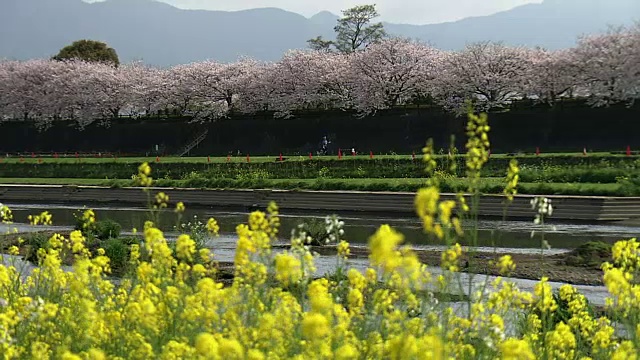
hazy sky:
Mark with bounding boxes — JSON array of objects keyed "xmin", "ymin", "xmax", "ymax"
[{"xmin": 135, "ymin": 0, "xmax": 545, "ymax": 25}]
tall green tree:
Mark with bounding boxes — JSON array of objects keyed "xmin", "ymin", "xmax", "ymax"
[
  {"xmin": 307, "ymin": 4, "xmax": 386, "ymax": 53},
  {"xmin": 306, "ymin": 36, "xmax": 334, "ymax": 52},
  {"xmin": 52, "ymin": 40, "xmax": 120, "ymax": 66},
  {"xmin": 334, "ymin": 5, "xmax": 386, "ymax": 53}
]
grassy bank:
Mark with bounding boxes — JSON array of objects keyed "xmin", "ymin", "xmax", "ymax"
[
  {"xmin": 1, "ymin": 156, "xmax": 639, "ymax": 180},
  {"xmin": 0, "ymin": 177, "xmax": 624, "ymax": 196},
  {"xmin": 2, "ymin": 152, "xmax": 630, "ymax": 163},
  {"xmin": 0, "ymin": 152, "xmax": 637, "ymax": 196}
]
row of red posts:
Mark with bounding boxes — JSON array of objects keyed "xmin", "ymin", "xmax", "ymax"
[
  {"xmin": 3, "ymin": 146, "xmax": 637, "ymax": 164},
  {"xmin": 531, "ymin": 146, "xmax": 634, "ymax": 156}
]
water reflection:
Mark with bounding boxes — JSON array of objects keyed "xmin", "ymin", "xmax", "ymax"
[{"xmin": 4, "ymin": 203, "xmax": 640, "ymax": 250}]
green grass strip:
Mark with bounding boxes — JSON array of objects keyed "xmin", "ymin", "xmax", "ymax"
[{"xmin": 0, "ymin": 178, "xmax": 623, "ymax": 196}]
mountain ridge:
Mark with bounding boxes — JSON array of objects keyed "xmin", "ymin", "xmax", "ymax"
[{"xmin": 0, "ymin": 0, "xmax": 637, "ymax": 65}]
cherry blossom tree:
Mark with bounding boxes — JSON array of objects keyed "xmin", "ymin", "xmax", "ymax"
[
  {"xmin": 1, "ymin": 24, "xmax": 638, "ymax": 128},
  {"xmin": 348, "ymin": 37, "xmax": 442, "ymax": 114},
  {"xmin": 263, "ymin": 50, "xmax": 351, "ymax": 117},
  {"xmin": 162, "ymin": 62, "xmax": 213, "ymax": 118},
  {"xmin": 205, "ymin": 58, "xmax": 261, "ymax": 111},
  {"xmin": 317, "ymin": 52, "xmax": 353, "ymax": 110},
  {"xmin": 233, "ymin": 61, "xmax": 278, "ymax": 114},
  {"xmin": 87, "ymin": 63, "xmax": 135, "ymax": 121},
  {"xmin": 436, "ymin": 41, "xmax": 532, "ymax": 111},
  {"xmin": 630, "ymin": 23, "xmax": 640, "ymax": 104},
  {"xmin": 0, "ymin": 60, "xmax": 19, "ymax": 121},
  {"xmin": 50, "ymin": 61, "xmax": 140, "ymax": 128},
  {"xmin": 0, "ymin": 59, "xmax": 68, "ymax": 128},
  {"xmin": 126, "ymin": 63, "xmax": 169, "ymax": 117},
  {"xmin": 161, "ymin": 59, "xmax": 262, "ymax": 121},
  {"xmin": 571, "ymin": 26, "xmax": 640, "ymax": 106},
  {"xmin": 525, "ymin": 48, "xmax": 579, "ymax": 105},
  {"xmin": 43, "ymin": 60, "xmax": 94, "ymax": 127}
]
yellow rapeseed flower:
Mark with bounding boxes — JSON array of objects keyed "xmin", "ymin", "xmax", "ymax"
[
  {"xmin": 441, "ymin": 244, "xmax": 462, "ymax": 272},
  {"xmin": 335, "ymin": 343, "xmax": 359, "ymax": 360},
  {"xmin": 7, "ymin": 246, "xmax": 19, "ymax": 256},
  {"xmin": 422, "ymin": 138, "xmax": 437, "ymax": 177},
  {"xmin": 301, "ymin": 312, "xmax": 330, "ymax": 339},
  {"xmin": 337, "ymin": 240, "xmax": 350, "ymax": 259},
  {"xmin": 175, "ymin": 234, "xmax": 196, "ymax": 262},
  {"xmin": 274, "ymin": 253, "xmax": 302, "ymax": 285},
  {"xmin": 0, "ymin": 204, "xmax": 13, "ymax": 223},
  {"xmin": 504, "ymin": 159, "xmax": 520, "ymax": 202},
  {"xmin": 497, "ymin": 255, "xmax": 516, "ymax": 274},
  {"xmin": 218, "ymin": 338, "xmax": 244, "ymax": 360},
  {"xmin": 28, "ymin": 211, "xmax": 53, "ymax": 226},
  {"xmin": 545, "ymin": 322, "xmax": 576, "ymax": 359},
  {"xmin": 499, "ymin": 338, "xmax": 535, "ymax": 360},
  {"xmin": 368, "ymin": 225, "xmax": 403, "ymax": 272},
  {"xmin": 207, "ymin": 218, "xmax": 220, "ymax": 236},
  {"xmin": 155, "ymin": 192, "xmax": 169, "ymax": 208}
]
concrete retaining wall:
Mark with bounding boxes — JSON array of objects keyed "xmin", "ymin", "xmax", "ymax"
[{"xmin": 1, "ymin": 185, "xmax": 640, "ymax": 222}]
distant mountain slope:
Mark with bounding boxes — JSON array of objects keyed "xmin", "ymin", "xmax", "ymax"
[
  {"xmin": 385, "ymin": 0, "xmax": 640, "ymax": 49},
  {"xmin": 0, "ymin": 0, "xmax": 637, "ymax": 65}
]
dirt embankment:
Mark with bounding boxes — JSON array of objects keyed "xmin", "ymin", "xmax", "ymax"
[{"xmin": 313, "ymin": 246, "xmax": 605, "ymax": 286}]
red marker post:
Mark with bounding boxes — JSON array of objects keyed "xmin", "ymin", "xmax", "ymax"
[
  {"xmin": 246, "ymin": 154, "xmax": 250, "ymax": 163},
  {"xmin": 627, "ymin": 145, "xmax": 632, "ymax": 157},
  {"xmin": 535, "ymin": 147, "xmax": 540, "ymax": 156},
  {"xmin": 309, "ymin": 152, "xmax": 313, "ymax": 160},
  {"xmin": 338, "ymin": 149, "xmax": 342, "ymax": 160},
  {"xmin": 207, "ymin": 156, "xmax": 211, "ymax": 163},
  {"xmin": 369, "ymin": 151, "xmax": 374, "ymax": 159},
  {"xmin": 279, "ymin": 153, "xmax": 283, "ymax": 162},
  {"xmin": 156, "ymin": 156, "xmax": 160, "ymax": 163}
]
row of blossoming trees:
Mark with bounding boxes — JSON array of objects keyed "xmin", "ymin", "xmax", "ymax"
[{"xmin": 0, "ymin": 25, "xmax": 638, "ymax": 129}]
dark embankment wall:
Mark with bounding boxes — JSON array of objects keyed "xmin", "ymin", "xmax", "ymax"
[{"xmin": 1, "ymin": 101, "xmax": 638, "ymax": 155}]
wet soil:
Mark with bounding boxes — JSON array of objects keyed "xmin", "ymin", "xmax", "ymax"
[{"xmin": 312, "ymin": 246, "xmax": 605, "ymax": 286}]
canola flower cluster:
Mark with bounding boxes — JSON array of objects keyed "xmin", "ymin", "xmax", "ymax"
[
  {"xmin": 0, "ymin": 113, "xmax": 638, "ymax": 359},
  {"xmin": 0, "ymin": 198, "xmax": 635, "ymax": 359}
]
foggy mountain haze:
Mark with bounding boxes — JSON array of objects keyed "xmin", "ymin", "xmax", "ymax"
[
  {"xmin": 1, "ymin": 0, "xmax": 638, "ymax": 66},
  {"xmin": 88, "ymin": 0, "xmax": 546, "ymax": 25}
]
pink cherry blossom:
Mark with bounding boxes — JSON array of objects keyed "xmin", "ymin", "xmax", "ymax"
[
  {"xmin": 525, "ymin": 48, "xmax": 579, "ymax": 104},
  {"xmin": 0, "ymin": 25, "xmax": 638, "ymax": 127},
  {"xmin": 348, "ymin": 37, "xmax": 442, "ymax": 114},
  {"xmin": 571, "ymin": 26, "xmax": 640, "ymax": 106},
  {"xmin": 436, "ymin": 41, "xmax": 532, "ymax": 111}
]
